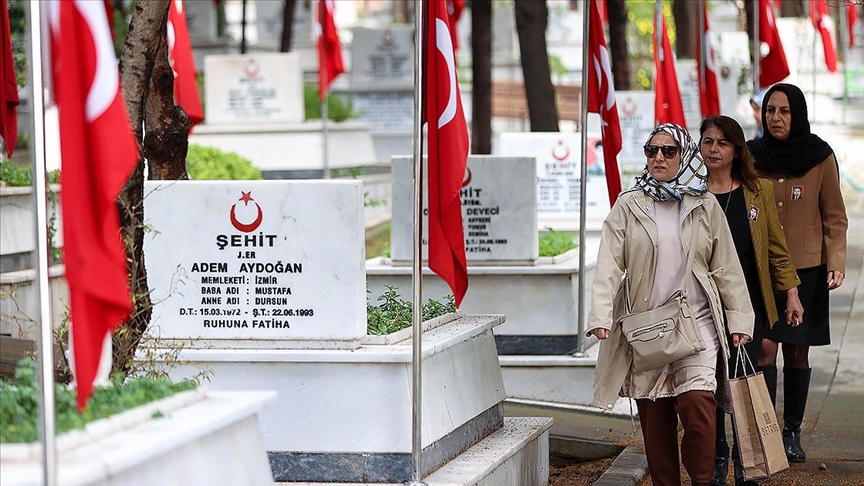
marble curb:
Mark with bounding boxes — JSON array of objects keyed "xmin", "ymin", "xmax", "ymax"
[{"xmin": 592, "ymin": 445, "xmax": 648, "ymax": 486}]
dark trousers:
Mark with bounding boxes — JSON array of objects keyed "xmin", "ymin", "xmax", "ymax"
[{"xmin": 637, "ymin": 390, "xmax": 718, "ymax": 486}]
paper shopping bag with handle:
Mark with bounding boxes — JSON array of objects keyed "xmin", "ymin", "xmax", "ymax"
[{"xmin": 729, "ymin": 348, "xmax": 789, "ymax": 480}]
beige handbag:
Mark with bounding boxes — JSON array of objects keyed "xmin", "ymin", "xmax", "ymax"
[{"xmin": 618, "ymin": 227, "xmax": 706, "ymax": 372}]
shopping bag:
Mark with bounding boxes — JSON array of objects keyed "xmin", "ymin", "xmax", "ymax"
[{"xmin": 729, "ymin": 348, "xmax": 789, "ymax": 480}]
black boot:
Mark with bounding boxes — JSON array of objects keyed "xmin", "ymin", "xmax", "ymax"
[
  {"xmin": 712, "ymin": 408, "xmax": 730, "ymax": 485},
  {"xmin": 756, "ymin": 365, "xmax": 778, "ymax": 406},
  {"xmin": 731, "ymin": 445, "xmax": 758, "ymax": 486},
  {"xmin": 782, "ymin": 367, "xmax": 812, "ymax": 463}
]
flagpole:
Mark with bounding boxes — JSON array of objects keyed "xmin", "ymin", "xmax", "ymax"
[
  {"xmin": 409, "ymin": 0, "xmax": 426, "ymax": 483},
  {"xmin": 25, "ymin": 1, "xmax": 57, "ymax": 484},
  {"xmin": 698, "ymin": 0, "xmax": 706, "ymax": 103},
  {"xmin": 576, "ymin": 0, "xmax": 590, "ymax": 355},
  {"xmin": 753, "ymin": 0, "xmax": 760, "ymax": 91}
]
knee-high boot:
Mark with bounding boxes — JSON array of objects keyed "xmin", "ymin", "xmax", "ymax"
[
  {"xmin": 782, "ymin": 367, "xmax": 812, "ymax": 463},
  {"xmin": 712, "ymin": 407, "xmax": 730, "ymax": 485},
  {"xmin": 756, "ymin": 365, "xmax": 778, "ymax": 407}
]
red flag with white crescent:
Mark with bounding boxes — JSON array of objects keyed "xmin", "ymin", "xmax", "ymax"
[
  {"xmin": 654, "ymin": 11, "xmax": 686, "ymax": 128},
  {"xmin": 0, "ymin": 0, "xmax": 18, "ymax": 157},
  {"xmin": 168, "ymin": 0, "xmax": 204, "ymax": 128},
  {"xmin": 811, "ymin": 0, "xmax": 837, "ymax": 73},
  {"xmin": 426, "ymin": 0, "xmax": 469, "ymax": 307},
  {"xmin": 445, "ymin": 0, "xmax": 465, "ymax": 55},
  {"xmin": 317, "ymin": 0, "xmax": 345, "ymax": 100},
  {"xmin": 759, "ymin": 0, "xmax": 790, "ymax": 87},
  {"xmin": 696, "ymin": 1, "xmax": 720, "ymax": 118},
  {"xmin": 587, "ymin": 0, "xmax": 622, "ymax": 206},
  {"xmin": 47, "ymin": 0, "xmax": 139, "ymax": 411}
]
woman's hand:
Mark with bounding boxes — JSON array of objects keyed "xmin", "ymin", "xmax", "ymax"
[
  {"xmin": 731, "ymin": 333, "xmax": 750, "ymax": 347},
  {"xmin": 827, "ymin": 270, "xmax": 845, "ymax": 290},
  {"xmin": 785, "ymin": 287, "xmax": 804, "ymax": 327},
  {"xmin": 589, "ymin": 328, "xmax": 610, "ymax": 340}
]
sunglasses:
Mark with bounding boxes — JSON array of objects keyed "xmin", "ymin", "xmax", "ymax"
[{"xmin": 643, "ymin": 144, "xmax": 680, "ymax": 159}]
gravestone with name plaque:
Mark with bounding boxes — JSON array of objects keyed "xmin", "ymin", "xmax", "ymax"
[
  {"xmin": 497, "ymin": 132, "xmax": 611, "ymax": 231},
  {"xmin": 204, "ymin": 53, "xmax": 304, "ymax": 125},
  {"xmin": 143, "ymin": 180, "xmax": 366, "ymax": 349},
  {"xmin": 615, "ymin": 91, "xmax": 657, "ymax": 168},
  {"xmin": 389, "ymin": 156, "xmax": 538, "ymax": 265}
]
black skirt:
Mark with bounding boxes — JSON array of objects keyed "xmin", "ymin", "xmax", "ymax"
[{"xmin": 765, "ymin": 264, "xmax": 831, "ymax": 346}]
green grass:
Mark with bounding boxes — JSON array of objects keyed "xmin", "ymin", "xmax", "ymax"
[
  {"xmin": 539, "ymin": 229, "xmax": 578, "ymax": 257},
  {"xmin": 365, "ymin": 221, "xmax": 391, "ymax": 258}
]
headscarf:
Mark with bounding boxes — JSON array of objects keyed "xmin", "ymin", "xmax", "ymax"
[
  {"xmin": 634, "ymin": 123, "xmax": 708, "ymax": 202},
  {"xmin": 747, "ymin": 83, "xmax": 833, "ymax": 177}
]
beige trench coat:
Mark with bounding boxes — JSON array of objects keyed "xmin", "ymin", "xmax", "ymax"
[{"xmin": 587, "ymin": 189, "xmax": 755, "ymax": 410}]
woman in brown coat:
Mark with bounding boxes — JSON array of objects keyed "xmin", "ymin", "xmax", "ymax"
[
  {"xmin": 699, "ymin": 115, "xmax": 804, "ymax": 486},
  {"xmin": 747, "ymin": 83, "xmax": 848, "ymax": 464}
]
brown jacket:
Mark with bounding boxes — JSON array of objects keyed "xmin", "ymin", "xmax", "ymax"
[
  {"xmin": 758, "ymin": 154, "xmax": 848, "ymax": 273},
  {"xmin": 587, "ymin": 189, "xmax": 754, "ymax": 409},
  {"xmin": 743, "ymin": 178, "xmax": 801, "ymax": 327}
]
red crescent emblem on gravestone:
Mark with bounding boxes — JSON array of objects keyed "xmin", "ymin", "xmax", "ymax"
[
  {"xmin": 243, "ymin": 59, "xmax": 261, "ymax": 78},
  {"xmin": 230, "ymin": 191, "xmax": 263, "ymax": 233},
  {"xmin": 551, "ymin": 140, "xmax": 570, "ymax": 162},
  {"xmin": 381, "ymin": 29, "xmax": 395, "ymax": 47},
  {"xmin": 461, "ymin": 168, "xmax": 472, "ymax": 188},
  {"xmin": 622, "ymin": 97, "xmax": 637, "ymax": 116}
]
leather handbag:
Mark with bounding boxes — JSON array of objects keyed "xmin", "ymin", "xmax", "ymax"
[{"xmin": 618, "ymin": 226, "xmax": 706, "ymax": 372}]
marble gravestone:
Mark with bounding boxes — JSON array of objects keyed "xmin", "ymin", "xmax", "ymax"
[
  {"xmin": 614, "ymin": 91, "xmax": 657, "ymax": 168},
  {"xmin": 204, "ymin": 53, "xmax": 304, "ymax": 125},
  {"xmin": 497, "ymin": 132, "xmax": 611, "ymax": 230},
  {"xmin": 183, "ymin": 0, "xmax": 218, "ymax": 42},
  {"xmin": 389, "ymin": 156, "xmax": 538, "ymax": 265},
  {"xmin": 143, "ymin": 180, "xmax": 366, "ymax": 348},
  {"xmin": 349, "ymin": 26, "xmax": 415, "ymax": 133}
]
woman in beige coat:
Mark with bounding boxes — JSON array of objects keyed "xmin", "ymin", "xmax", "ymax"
[{"xmin": 588, "ymin": 123, "xmax": 754, "ymax": 486}]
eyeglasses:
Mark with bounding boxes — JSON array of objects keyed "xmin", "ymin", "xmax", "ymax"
[{"xmin": 643, "ymin": 144, "xmax": 680, "ymax": 159}]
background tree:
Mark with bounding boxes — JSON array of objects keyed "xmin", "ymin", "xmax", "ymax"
[
  {"xmin": 607, "ymin": 0, "xmax": 631, "ymax": 90},
  {"xmin": 393, "ymin": 0, "xmax": 410, "ymax": 23},
  {"xmin": 472, "ymin": 0, "xmax": 492, "ymax": 154},
  {"xmin": 513, "ymin": 0, "xmax": 558, "ymax": 131},
  {"xmin": 780, "ymin": 0, "xmax": 805, "ymax": 18},
  {"xmin": 114, "ymin": 0, "xmax": 190, "ymax": 373},
  {"xmin": 672, "ymin": 0, "xmax": 696, "ymax": 59},
  {"xmin": 280, "ymin": 0, "xmax": 297, "ymax": 52}
]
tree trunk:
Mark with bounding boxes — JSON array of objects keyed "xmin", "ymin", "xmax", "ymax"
[
  {"xmin": 393, "ymin": 0, "xmax": 410, "ymax": 23},
  {"xmin": 471, "ymin": 0, "xmax": 492, "ymax": 154},
  {"xmin": 145, "ymin": 32, "xmax": 192, "ymax": 181},
  {"xmin": 673, "ymin": 0, "xmax": 697, "ymax": 59},
  {"xmin": 115, "ymin": 0, "xmax": 171, "ymax": 375},
  {"xmin": 779, "ymin": 0, "xmax": 804, "ymax": 18},
  {"xmin": 280, "ymin": 0, "xmax": 296, "ymax": 52},
  {"xmin": 606, "ymin": 0, "xmax": 631, "ymax": 90},
  {"xmin": 514, "ymin": 0, "xmax": 558, "ymax": 132}
]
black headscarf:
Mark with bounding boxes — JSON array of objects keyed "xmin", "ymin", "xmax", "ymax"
[{"xmin": 747, "ymin": 83, "xmax": 833, "ymax": 177}]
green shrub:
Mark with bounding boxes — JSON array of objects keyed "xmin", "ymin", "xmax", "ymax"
[
  {"xmin": 186, "ymin": 144, "xmax": 262, "ymax": 180},
  {"xmin": 0, "ymin": 358, "xmax": 198, "ymax": 443},
  {"xmin": 539, "ymin": 229, "xmax": 578, "ymax": 257},
  {"xmin": 0, "ymin": 161, "xmax": 60, "ymax": 187},
  {"xmin": 367, "ymin": 286, "xmax": 457, "ymax": 335},
  {"xmin": 304, "ymin": 84, "xmax": 357, "ymax": 122}
]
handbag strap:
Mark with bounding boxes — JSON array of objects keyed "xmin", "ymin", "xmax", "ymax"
[
  {"xmin": 623, "ymin": 211, "xmax": 698, "ymax": 313},
  {"xmin": 732, "ymin": 346, "xmax": 756, "ymax": 378}
]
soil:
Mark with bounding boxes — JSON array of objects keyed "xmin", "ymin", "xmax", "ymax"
[{"xmin": 549, "ymin": 456, "xmax": 616, "ymax": 486}]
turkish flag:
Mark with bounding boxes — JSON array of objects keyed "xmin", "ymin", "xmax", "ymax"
[
  {"xmin": 169, "ymin": 0, "xmax": 204, "ymax": 128},
  {"xmin": 47, "ymin": 1, "xmax": 139, "ymax": 411},
  {"xmin": 0, "ymin": 0, "xmax": 18, "ymax": 157},
  {"xmin": 426, "ymin": 0, "xmax": 469, "ymax": 307},
  {"xmin": 849, "ymin": 4, "xmax": 859, "ymax": 47},
  {"xmin": 317, "ymin": 0, "xmax": 344, "ymax": 100},
  {"xmin": 758, "ymin": 0, "xmax": 790, "ymax": 87},
  {"xmin": 696, "ymin": 1, "xmax": 720, "ymax": 118},
  {"xmin": 654, "ymin": 11, "xmax": 686, "ymax": 128},
  {"xmin": 811, "ymin": 0, "xmax": 837, "ymax": 73},
  {"xmin": 587, "ymin": 0, "xmax": 622, "ymax": 206}
]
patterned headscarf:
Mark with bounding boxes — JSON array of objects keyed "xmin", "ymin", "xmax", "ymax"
[{"xmin": 634, "ymin": 123, "xmax": 708, "ymax": 201}]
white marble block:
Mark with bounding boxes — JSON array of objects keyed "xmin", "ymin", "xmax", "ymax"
[
  {"xmin": 389, "ymin": 156, "xmax": 538, "ymax": 264},
  {"xmin": 143, "ymin": 180, "xmax": 366, "ymax": 348},
  {"xmin": 612, "ymin": 91, "xmax": 657, "ymax": 168},
  {"xmin": 497, "ymin": 133, "xmax": 612, "ymax": 232},
  {"xmin": 204, "ymin": 53, "xmax": 304, "ymax": 125}
]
